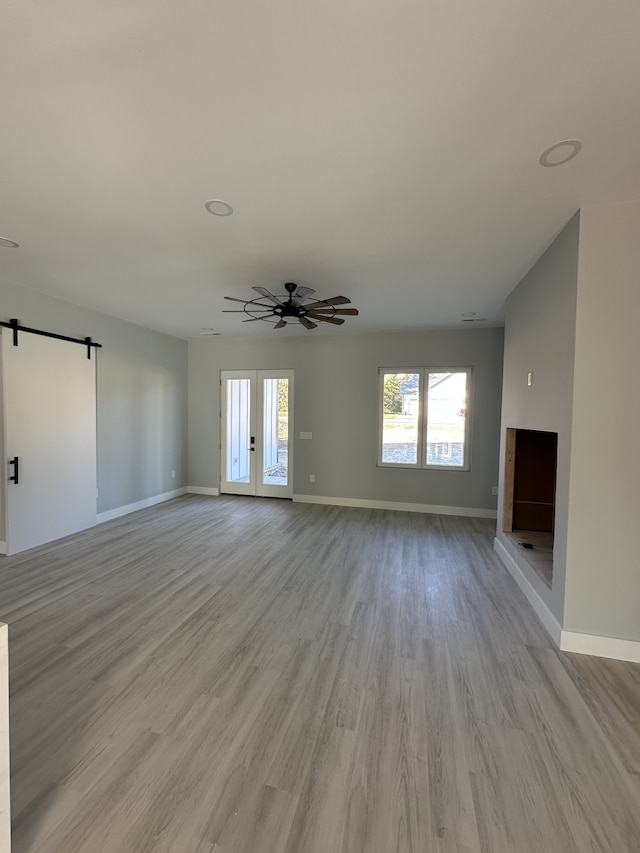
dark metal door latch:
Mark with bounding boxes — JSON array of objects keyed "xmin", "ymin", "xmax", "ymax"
[{"xmin": 8, "ymin": 456, "xmax": 19, "ymax": 485}]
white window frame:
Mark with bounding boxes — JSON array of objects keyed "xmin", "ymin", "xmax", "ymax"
[{"xmin": 377, "ymin": 367, "xmax": 473, "ymax": 471}]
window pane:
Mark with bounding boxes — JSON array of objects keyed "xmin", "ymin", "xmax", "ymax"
[
  {"xmin": 425, "ymin": 372, "xmax": 467, "ymax": 467},
  {"xmin": 381, "ymin": 373, "xmax": 419, "ymax": 464},
  {"xmin": 226, "ymin": 379, "xmax": 251, "ymax": 483},
  {"xmin": 262, "ymin": 378, "xmax": 289, "ymax": 486}
]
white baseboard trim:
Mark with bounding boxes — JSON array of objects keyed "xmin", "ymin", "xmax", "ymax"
[
  {"xmin": 293, "ymin": 494, "xmax": 497, "ymax": 519},
  {"xmin": 493, "ymin": 537, "xmax": 640, "ymax": 662},
  {"xmin": 97, "ymin": 488, "xmax": 187, "ymax": 524},
  {"xmin": 493, "ymin": 537, "xmax": 563, "ymax": 646},
  {"xmin": 0, "ymin": 543, "xmax": 5, "ymax": 556},
  {"xmin": 560, "ymin": 631, "xmax": 640, "ymax": 663},
  {"xmin": 187, "ymin": 486, "xmax": 219, "ymax": 496}
]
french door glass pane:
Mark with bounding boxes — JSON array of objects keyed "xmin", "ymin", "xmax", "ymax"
[
  {"xmin": 381, "ymin": 372, "xmax": 419, "ymax": 464},
  {"xmin": 425, "ymin": 371, "xmax": 467, "ymax": 467},
  {"xmin": 262, "ymin": 378, "xmax": 289, "ymax": 486},
  {"xmin": 226, "ymin": 378, "xmax": 251, "ymax": 483}
]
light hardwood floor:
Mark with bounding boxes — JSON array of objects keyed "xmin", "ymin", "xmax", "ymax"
[{"xmin": 0, "ymin": 496, "xmax": 639, "ymax": 852}]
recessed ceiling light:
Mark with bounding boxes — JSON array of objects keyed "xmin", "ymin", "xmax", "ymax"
[
  {"xmin": 0, "ymin": 237, "xmax": 19, "ymax": 248},
  {"xmin": 539, "ymin": 139, "xmax": 582, "ymax": 167},
  {"xmin": 461, "ymin": 311, "xmax": 476, "ymax": 317},
  {"xmin": 205, "ymin": 199, "xmax": 233, "ymax": 216}
]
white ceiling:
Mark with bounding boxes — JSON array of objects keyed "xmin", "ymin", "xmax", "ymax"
[{"xmin": 2, "ymin": 0, "xmax": 640, "ymax": 339}]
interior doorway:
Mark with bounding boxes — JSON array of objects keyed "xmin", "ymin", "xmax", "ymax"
[{"xmin": 220, "ymin": 370, "xmax": 293, "ymax": 498}]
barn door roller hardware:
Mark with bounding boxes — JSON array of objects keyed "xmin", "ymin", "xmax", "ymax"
[{"xmin": 0, "ymin": 318, "xmax": 102, "ymax": 359}]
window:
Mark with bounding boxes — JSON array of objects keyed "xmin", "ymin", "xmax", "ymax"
[{"xmin": 378, "ymin": 368, "xmax": 471, "ymax": 470}]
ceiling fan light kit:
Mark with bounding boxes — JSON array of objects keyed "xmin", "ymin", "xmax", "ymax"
[{"xmin": 223, "ymin": 282, "xmax": 359, "ymax": 330}]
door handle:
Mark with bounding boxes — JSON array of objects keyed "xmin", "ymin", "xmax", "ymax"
[
  {"xmin": 250, "ymin": 436, "xmax": 255, "ymax": 452},
  {"xmin": 8, "ymin": 456, "xmax": 19, "ymax": 485}
]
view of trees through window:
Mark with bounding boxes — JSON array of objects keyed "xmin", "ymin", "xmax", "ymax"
[
  {"xmin": 264, "ymin": 378, "xmax": 289, "ymax": 485},
  {"xmin": 380, "ymin": 369, "xmax": 469, "ymax": 468},
  {"xmin": 381, "ymin": 372, "xmax": 420, "ymax": 464}
]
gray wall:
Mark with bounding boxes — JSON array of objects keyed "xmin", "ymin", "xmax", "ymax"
[
  {"xmin": 496, "ymin": 213, "xmax": 580, "ymax": 623},
  {"xmin": 565, "ymin": 201, "xmax": 640, "ymax": 641},
  {"xmin": 0, "ymin": 279, "xmax": 188, "ymax": 518},
  {"xmin": 189, "ymin": 327, "xmax": 504, "ymax": 511}
]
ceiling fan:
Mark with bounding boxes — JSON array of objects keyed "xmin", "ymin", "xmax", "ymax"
[{"xmin": 223, "ymin": 282, "xmax": 359, "ymax": 330}]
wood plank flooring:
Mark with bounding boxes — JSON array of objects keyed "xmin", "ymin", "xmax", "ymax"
[{"xmin": 0, "ymin": 495, "xmax": 638, "ymax": 852}]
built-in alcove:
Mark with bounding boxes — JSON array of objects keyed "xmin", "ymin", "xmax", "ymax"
[{"xmin": 503, "ymin": 428, "xmax": 557, "ymax": 588}]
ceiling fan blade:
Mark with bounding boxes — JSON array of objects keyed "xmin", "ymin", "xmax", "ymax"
[
  {"xmin": 291, "ymin": 286, "xmax": 315, "ymax": 304},
  {"xmin": 306, "ymin": 314, "xmax": 345, "ymax": 325},
  {"xmin": 253, "ymin": 286, "xmax": 285, "ymax": 305},
  {"xmin": 241, "ymin": 316, "xmax": 267, "ymax": 322},
  {"xmin": 308, "ymin": 296, "xmax": 351, "ymax": 308},
  {"xmin": 222, "ymin": 308, "xmax": 274, "ymax": 313},
  {"xmin": 224, "ymin": 296, "xmax": 274, "ymax": 308},
  {"xmin": 306, "ymin": 307, "xmax": 359, "ymax": 316},
  {"xmin": 299, "ymin": 316, "xmax": 318, "ymax": 330},
  {"xmin": 274, "ymin": 319, "xmax": 287, "ymax": 329}
]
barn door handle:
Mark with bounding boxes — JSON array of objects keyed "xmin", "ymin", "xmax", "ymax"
[{"xmin": 8, "ymin": 457, "xmax": 19, "ymax": 485}]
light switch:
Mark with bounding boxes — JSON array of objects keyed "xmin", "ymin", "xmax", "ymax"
[
  {"xmin": 527, "ymin": 372, "xmax": 533, "ymax": 386},
  {"xmin": 300, "ymin": 431, "xmax": 312, "ymax": 439}
]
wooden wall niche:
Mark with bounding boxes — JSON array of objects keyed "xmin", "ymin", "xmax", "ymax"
[{"xmin": 503, "ymin": 428, "xmax": 558, "ymax": 534}]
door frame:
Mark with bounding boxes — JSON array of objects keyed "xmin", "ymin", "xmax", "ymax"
[{"xmin": 220, "ymin": 369, "xmax": 294, "ymax": 499}]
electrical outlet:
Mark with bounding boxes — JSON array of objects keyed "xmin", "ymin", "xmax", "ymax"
[
  {"xmin": 171, "ymin": 470, "xmax": 176, "ymax": 478},
  {"xmin": 492, "ymin": 486, "xmax": 498, "ymax": 496},
  {"xmin": 309, "ymin": 474, "xmax": 315, "ymax": 483},
  {"xmin": 300, "ymin": 431, "xmax": 312, "ymax": 440}
]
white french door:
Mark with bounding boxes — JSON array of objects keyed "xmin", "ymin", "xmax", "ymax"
[
  {"xmin": 220, "ymin": 370, "xmax": 293, "ymax": 498},
  {"xmin": 2, "ymin": 330, "xmax": 97, "ymax": 555}
]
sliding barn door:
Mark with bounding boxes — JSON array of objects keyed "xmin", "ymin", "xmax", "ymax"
[{"xmin": 2, "ymin": 330, "xmax": 97, "ymax": 555}]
